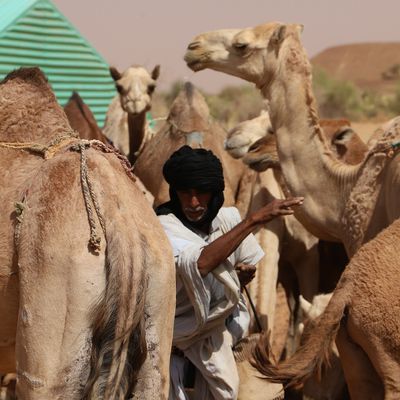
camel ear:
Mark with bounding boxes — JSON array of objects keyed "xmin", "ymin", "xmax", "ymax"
[
  {"xmin": 332, "ymin": 128, "xmax": 354, "ymax": 145},
  {"xmin": 109, "ymin": 66, "xmax": 122, "ymax": 81},
  {"xmin": 152, "ymin": 65, "xmax": 161, "ymax": 80},
  {"xmin": 299, "ymin": 295, "xmax": 312, "ymax": 316},
  {"xmin": 296, "ymin": 24, "xmax": 304, "ymax": 35},
  {"xmin": 270, "ymin": 24, "xmax": 287, "ymax": 45}
]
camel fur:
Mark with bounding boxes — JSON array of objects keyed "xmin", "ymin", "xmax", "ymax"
[
  {"xmin": 184, "ymin": 22, "xmax": 400, "ymax": 256},
  {"xmin": 252, "ymin": 218, "xmax": 400, "ymax": 399},
  {"xmin": 0, "ymin": 67, "xmax": 175, "ymax": 399}
]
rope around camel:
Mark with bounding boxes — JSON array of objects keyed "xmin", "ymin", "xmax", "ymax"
[{"xmin": 1, "ymin": 134, "xmax": 109, "ymax": 253}]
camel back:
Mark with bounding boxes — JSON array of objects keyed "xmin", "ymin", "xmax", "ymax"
[{"xmin": 0, "ymin": 67, "xmax": 148, "ymax": 399}]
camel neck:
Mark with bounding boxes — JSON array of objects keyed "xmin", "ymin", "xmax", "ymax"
[
  {"xmin": 127, "ymin": 111, "xmax": 147, "ymax": 164},
  {"xmin": 262, "ymin": 43, "xmax": 359, "ymax": 241}
]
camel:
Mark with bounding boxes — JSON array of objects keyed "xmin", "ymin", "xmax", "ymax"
[
  {"xmin": 134, "ymin": 81, "xmax": 250, "ymax": 212},
  {"xmin": 297, "ymin": 294, "xmax": 347, "ymax": 400},
  {"xmin": 64, "ymin": 91, "xmax": 110, "ymax": 144},
  {"xmin": 64, "ymin": 91, "xmax": 154, "ymax": 204},
  {"xmin": 233, "ymin": 115, "xmax": 368, "ymax": 169},
  {"xmin": 233, "ymin": 334, "xmax": 284, "ymax": 400},
  {"xmin": 0, "ymin": 67, "xmax": 175, "ymax": 399},
  {"xmin": 103, "ymin": 64, "xmax": 160, "ymax": 164},
  {"xmin": 184, "ymin": 22, "xmax": 400, "ymax": 257},
  {"xmin": 252, "ymin": 217, "xmax": 400, "ymax": 400}
]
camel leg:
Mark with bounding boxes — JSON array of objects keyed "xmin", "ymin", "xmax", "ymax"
[
  {"xmin": 247, "ymin": 218, "xmax": 282, "ymax": 334},
  {"xmin": 355, "ymin": 334, "xmax": 400, "ymax": 400},
  {"xmin": 336, "ymin": 324, "xmax": 384, "ymax": 400},
  {"xmin": 14, "ymin": 189, "xmax": 106, "ymax": 399},
  {"xmin": 290, "ymin": 243, "xmax": 319, "ymax": 302}
]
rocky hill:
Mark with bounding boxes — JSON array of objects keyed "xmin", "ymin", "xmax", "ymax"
[{"xmin": 311, "ymin": 43, "xmax": 400, "ymax": 93}]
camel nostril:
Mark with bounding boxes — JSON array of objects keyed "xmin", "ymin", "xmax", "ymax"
[{"xmin": 187, "ymin": 42, "xmax": 200, "ymax": 50}]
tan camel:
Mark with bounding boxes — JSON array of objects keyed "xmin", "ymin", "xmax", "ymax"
[
  {"xmin": 184, "ymin": 22, "xmax": 400, "ymax": 256},
  {"xmin": 134, "ymin": 81, "xmax": 249, "ymax": 212},
  {"xmin": 252, "ymin": 217, "xmax": 400, "ymax": 399},
  {"xmin": 226, "ymin": 113, "xmax": 369, "ymax": 364},
  {"xmin": 222, "ymin": 111, "xmax": 318, "ymax": 359},
  {"xmin": 238, "ymin": 116, "xmax": 367, "ymax": 169},
  {"xmin": 0, "ymin": 67, "xmax": 175, "ymax": 399},
  {"xmin": 64, "ymin": 91, "xmax": 154, "ymax": 204},
  {"xmin": 103, "ymin": 64, "xmax": 160, "ymax": 164}
]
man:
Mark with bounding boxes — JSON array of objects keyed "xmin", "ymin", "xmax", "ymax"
[{"xmin": 156, "ymin": 145, "xmax": 303, "ymax": 400}]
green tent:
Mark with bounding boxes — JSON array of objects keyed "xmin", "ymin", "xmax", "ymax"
[{"xmin": 0, "ymin": 0, "xmax": 116, "ymax": 126}]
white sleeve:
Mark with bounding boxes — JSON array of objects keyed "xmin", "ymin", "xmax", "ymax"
[{"xmin": 220, "ymin": 207, "xmax": 265, "ymax": 266}]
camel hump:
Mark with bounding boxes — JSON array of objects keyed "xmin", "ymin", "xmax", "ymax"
[
  {"xmin": 1, "ymin": 67, "xmax": 48, "ymax": 88},
  {"xmin": 167, "ymin": 82, "xmax": 210, "ymax": 132}
]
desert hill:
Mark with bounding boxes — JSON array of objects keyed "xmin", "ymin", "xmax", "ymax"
[{"xmin": 311, "ymin": 42, "xmax": 400, "ymax": 93}]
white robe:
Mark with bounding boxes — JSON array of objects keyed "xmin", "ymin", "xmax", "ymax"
[{"xmin": 159, "ymin": 207, "xmax": 264, "ymax": 400}]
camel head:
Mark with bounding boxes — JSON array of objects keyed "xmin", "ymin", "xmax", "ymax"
[
  {"xmin": 184, "ymin": 22, "xmax": 304, "ymax": 88},
  {"xmin": 322, "ymin": 120, "xmax": 368, "ymax": 165},
  {"xmin": 109, "ymin": 64, "xmax": 160, "ymax": 115},
  {"xmin": 242, "ymin": 118, "xmax": 368, "ymax": 172},
  {"xmin": 166, "ymin": 81, "xmax": 211, "ymax": 147},
  {"xmin": 243, "ymin": 134, "xmax": 280, "ymax": 172},
  {"xmin": 225, "ymin": 110, "xmax": 272, "ymax": 158}
]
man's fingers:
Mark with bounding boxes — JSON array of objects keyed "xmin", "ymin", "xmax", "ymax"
[
  {"xmin": 280, "ymin": 209, "xmax": 295, "ymax": 215},
  {"xmin": 283, "ymin": 197, "xmax": 304, "ymax": 207}
]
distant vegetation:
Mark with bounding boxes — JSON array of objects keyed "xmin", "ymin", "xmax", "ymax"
[
  {"xmin": 152, "ymin": 71, "xmax": 400, "ymax": 129},
  {"xmin": 312, "ymin": 67, "xmax": 400, "ymax": 121}
]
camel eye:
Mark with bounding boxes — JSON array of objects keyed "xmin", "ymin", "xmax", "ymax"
[
  {"xmin": 148, "ymin": 84, "xmax": 156, "ymax": 94},
  {"xmin": 233, "ymin": 42, "xmax": 248, "ymax": 51},
  {"xmin": 116, "ymin": 84, "xmax": 124, "ymax": 94},
  {"xmin": 267, "ymin": 127, "xmax": 275, "ymax": 135}
]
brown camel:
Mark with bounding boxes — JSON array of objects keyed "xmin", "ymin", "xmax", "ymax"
[
  {"xmin": 103, "ymin": 65, "xmax": 160, "ymax": 164},
  {"xmin": 252, "ymin": 217, "xmax": 400, "ymax": 399},
  {"xmin": 134, "ymin": 81, "xmax": 249, "ymax": 212},
  {"xmin": 233, "ymin": 334, "xmax": 284, "ymax": 400},
  {"xmin": 184, "ymin": 22, "xmax": 400, "ymax": 256},
  {"xmin": 297, "ymin": 294, "xmax": 347, "ymax": 400},
  {"xmin": 0, "ymin": 67, "xmax": 175, "ymax": 399},
  {"xmin": 64, "ymin": 91, "xmax": 110, "ymax": 144}
]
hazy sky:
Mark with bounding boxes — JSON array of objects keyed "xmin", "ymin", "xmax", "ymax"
[{"xmin": 52, "ymin": 0, "xmax": 400, "ymax": 93}]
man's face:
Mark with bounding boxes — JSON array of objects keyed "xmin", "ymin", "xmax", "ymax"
[{"xmin": 176, "ymin": 189, "xmax": 212, "ymax": 222}]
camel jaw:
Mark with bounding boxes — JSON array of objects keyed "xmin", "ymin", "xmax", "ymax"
[
  {"xmin": 184, "ymin": 52, "xmax": 207, "ymax": 71},
  {"xmin": 244, "ymin": 155, "xmax": 280, "ymax": 172}
]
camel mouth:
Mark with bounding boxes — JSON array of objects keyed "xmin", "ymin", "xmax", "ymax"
[
  {"xmin": 185, "ymin": 59, "xmax": 205, "ymax": 72},
  {"xmin": 244, "ymin": 155, "xmax": 280, "ymax": 172}
]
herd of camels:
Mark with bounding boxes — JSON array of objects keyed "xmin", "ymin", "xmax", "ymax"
[{"xmin": 1, "ymin": 21, "xmax": 400, "ymax": 400}]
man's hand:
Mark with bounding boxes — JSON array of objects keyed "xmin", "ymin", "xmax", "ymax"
[
  {"xmin": 249, "ymin": 197, "xmax": 304, "ymax": 225},
  {"xmin": 235, "ymin": 263, "xmax": 256, "ymax": 287}
]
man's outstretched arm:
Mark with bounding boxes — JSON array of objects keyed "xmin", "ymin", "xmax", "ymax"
[{"xmin": 197, "ymin": 197, "xmax": 303, "ymax": 276}]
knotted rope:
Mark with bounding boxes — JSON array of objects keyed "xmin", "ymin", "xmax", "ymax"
[
  {"xmin": 70, "ymin": 141, "xmax": 107, "ymax": 253},
  {"xmin": 2, "ymin": 133, "xmax": 108, "ymax": 253},
  {"xmin": 0, "ymin": 131, "xmax": 79, "ymax": 159}
]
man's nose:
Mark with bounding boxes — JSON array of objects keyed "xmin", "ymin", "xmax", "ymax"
[{"xmin": 189, "ymin": 194, "xmax": 200, "ymax": 208}]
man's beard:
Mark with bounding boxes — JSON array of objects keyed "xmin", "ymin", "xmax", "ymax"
[{"xmin": 183, "ymin": 206, "xmax": 207, "ymax": 222}]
